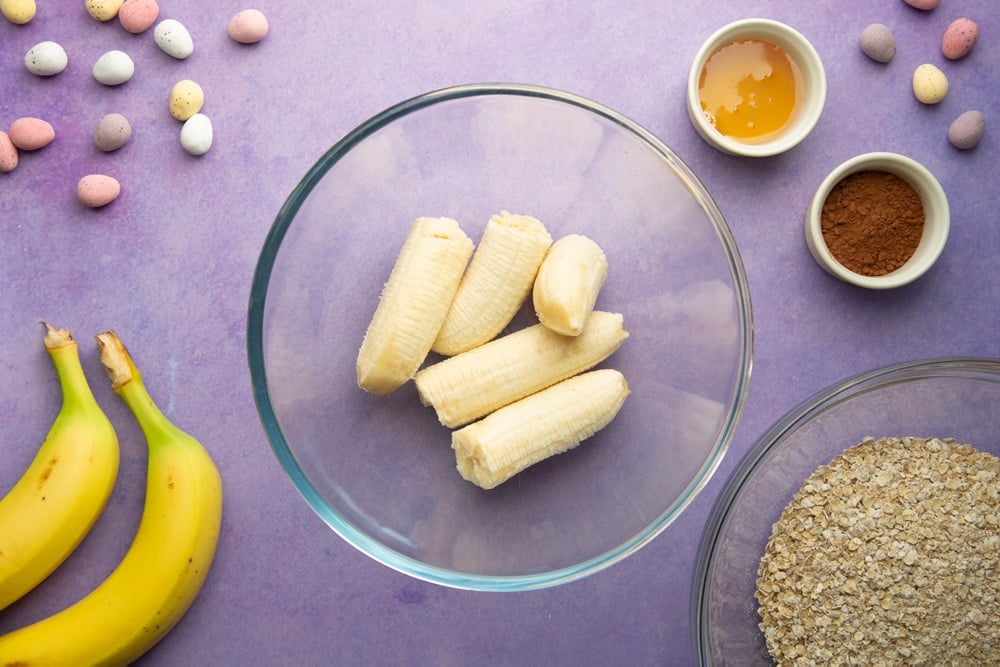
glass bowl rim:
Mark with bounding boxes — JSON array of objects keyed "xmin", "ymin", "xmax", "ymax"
[
  {"xmin": 691, "ymin": 355, "xmax": 1000, "ymax": 661},
  {"xmin": 248, "ymin": 82, "xmax": 754, "ymax": 591}
]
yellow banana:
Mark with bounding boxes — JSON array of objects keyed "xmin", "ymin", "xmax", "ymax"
[
  {"xmin": 357, "ymin": 216, "xmax": 474, "ymax": 394},
  {"xmin": 432, "ymin": 211, "xmax": 552, "ymax": 356},
  {"xmin": 0, "ymin": 324, "xmax": 119, "ymax": 612},
  {"xmin": 414, "ymin": 311, "xmax": 628, "ymax": 428},
  {"xmin": 453, "ymin": 368, "xmax": 630, "ymax": 489},
  {"xmin": 0, "ymin": 331, "xmax": 223, "ymax": 665},
  {"xmin": 532, "ymin": 234, "xmax": 608, "ymax": 336}
]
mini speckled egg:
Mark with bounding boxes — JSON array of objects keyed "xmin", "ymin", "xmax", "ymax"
[
  {"xmin": 8, "ymin": 117, "xmax": 54, "ymax": 150},
  {"xmin": 93, "ymin": 113, "xmax": 132, "ymax": 152},
  {"xmin": 0, "ymin": 131, "xmax": 18, "ymax": 172},
  {"xmin": 93, "ymin": 50, "xmax": 135, "ymax": 86},
  {"xmin": 77, "ymin": 174, "xmax": 121, "ymax": 208},
  {"xmin": 942, "ymin": 18, "xmax": 979, "ymax": 60},
  {"xmin": 25, "ymin": 41, "xmax": 68, "ymax": 77},
  {"xmin": 904, "ymin": 0, "xmax": 940, "ymax": 9},
  {"xmin": 912, "ymin": 63, "xmax": 948, "ymax": 104},
  {"xmin": 860, "ymin": 23, "xmax": 896, "ymax": 63},
  {"xmin": 1, "ymin": 0, "xmax": 37, "ymax": 24},
  {"xmin": 86, "ymin": 0, "xmax": 123, "ymax": 21},
  {"xmin": 154, "ymin": 18, "xmax": 194, "ymax": 59},
  {"xmin": 169, "ymin": 79, "xmax": 204, "ymax": 121},
  {"xmin": 948, "ymin": 111, "xmax": 985, "ymax": 150},
  {"xmin": 118, "ymin": 0, "xmax": 158, "ymax": 33},
  {"xmin": 228, "ymin": 9, "xmax": 269, "ymax": 43},
  {"xmin": 180, "ymin": 113, "xmax": 213, "ymax": 156}
]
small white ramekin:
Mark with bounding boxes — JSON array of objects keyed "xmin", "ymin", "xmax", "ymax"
[
  {"xmin": 687, "ymin": 18, "xmax": 827, "ymax": 157},
  {"xmin": 804, "ymin": 152, "xmax": 950, "ymax": 289}
]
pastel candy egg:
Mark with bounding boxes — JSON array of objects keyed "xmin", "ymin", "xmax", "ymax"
[
  {"xmin": 77, "ymin": 174, "xmax": 121, "ymax": 208},
  {"xmin": 93, "ymin": 113, "xmax": 132, "ymax": 152},
  {"xmin": 0, "ymin": 131, "xmax": 18, "ymax": 172},
  {"xmin": 904, "ymin": 0, "xmax": 940, "ymax": 9},
  {"xmin": 86, "ymin": 0, "xmax": 123, "ymax": 21},
  {"xmin": 860, "ymin": 23, "xmax": 896, "ymax": 63},
  {"xmin": 942, "ymin": 18, "xmax": 979, "ymax": 60},
  {"xmin": 228, "ymin": 9, "xmax": 269, "ymax": 44},
  {"xmin": 118, "ymin": 0, "xmax": 158, "ymax": 33},
  {"xmin": 93, "ymin": 50, "xmax": 135, "ymax": 86},
  {"xmin": 180, "ymin": 113, "xmax": 213, "ymax": 156},
  {"xmin": 8, "ymin": 117, "xmax": 55, "ymax": 150},
  {"xmin": 25, "ymin": 41, "xmax": 68, "ymax": 77},
  {"xmin": 154, "ymin": 18, "xmax": 194, "ymax": 59},
  {"xmin": 912, "ymin": 64, "xmax": 948, "ymax": 104},
  {"xmin": 948, "ymin": 110, "xmax": 985, "ymax": 150},
  {"xmin": 1, "ymin": 0, "xmax": 37, "ymax": 24},
  {"xmin": 169, "ymin": 79, "xmax": 205, "ymax": 121}
]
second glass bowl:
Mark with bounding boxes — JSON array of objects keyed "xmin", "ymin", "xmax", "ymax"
[{"xmin": 692, "ymin": 357, "xmax": 1000, "ymax": 664}]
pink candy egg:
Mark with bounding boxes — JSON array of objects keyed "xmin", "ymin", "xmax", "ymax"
[
  {"xmin": 227, "ymin": 9, "xmax": 268, "ymax": 44},
  {"xmin": 942, "ymin": 18, "xmax": 979, "ymax": 60},
  {"xmin": 904, "ymin": 0, "xmax": 940, "ymax": 10},
  {"xmin": 0, "ymin": 131, "xmax": 18, "ymax": 172},
  {"xmin": 77, "ymin": 174, "xmax": 121, "ymax": 208},
  {"xmin": 118, "ymin": 0, "xmax": 159, "ymax": 34},
  {"xmin": 8, "ymin": 117, "xmax": 55, "ymax": 151}
]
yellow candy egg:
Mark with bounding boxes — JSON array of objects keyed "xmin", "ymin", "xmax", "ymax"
[
  {"xmin": 912, "ymin": 64, "xmax": 948, "ymax": 104},
  {"xmin": 169, "ymin": 79, "xmax": 205, "ymax": 121},
  {"xmin": 1, "ymin": 0, "xmax": 37, "ymax": 24},
  {"xmin": 86, "ymin": 0, "xmax": 124, "ymax": 21}
]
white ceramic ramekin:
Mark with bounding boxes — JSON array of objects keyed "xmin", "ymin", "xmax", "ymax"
[
  {"xmin": 804, "ymin": 152, "xmax": 950, "ymax": 289},
  {"xmin": 687, "ymin": 18, "xmax": 827, "ymax": 157}
]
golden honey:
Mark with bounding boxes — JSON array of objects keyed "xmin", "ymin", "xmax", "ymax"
[{"xmin": 698, "ymin": 39, "xmax": 803, "ymax": 144}]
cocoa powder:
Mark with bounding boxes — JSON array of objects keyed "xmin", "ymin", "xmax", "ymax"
[{"xmin": 820, "ymin": 171, "xmax": 925, "ymax": 276}]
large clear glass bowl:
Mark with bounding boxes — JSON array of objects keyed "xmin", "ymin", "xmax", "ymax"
[
  {"xmin": 248, "ymin": 83, "xmax": 753, "ymax": 591},
  {"xmin": 692, "ymin": 357, "xmax": 1000, "ymax": 663}
]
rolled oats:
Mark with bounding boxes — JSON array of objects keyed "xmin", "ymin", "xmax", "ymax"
[{"xmin": 756, "ymin": 436, "xmax": 1000, "ymax": 666}]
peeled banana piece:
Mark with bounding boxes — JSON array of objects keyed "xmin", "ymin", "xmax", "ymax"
[
  {"xmin": 0, "ymin": 331, "xmax": 223, "ymax": 665},
  {"xmin": 432, "ymin": 211, "xmax": 552, "ymax": 356},
  {"xmin": 357, "ymin": 216, "xmax": 474, "ymax": 395},
  {"xmin": 533, "ymin": 234, "xmax": 608, "ymax": 336},
  {"xmin": 453, "ymin": 368, "xmax": 630, "ymax": 489},
  {"xmin": 414, "ymin": 310, "xmax": 627, "ymax": 428},
  {"xmin": 0, "ymin": 324, "xmax": 119, "ymax": 612}
]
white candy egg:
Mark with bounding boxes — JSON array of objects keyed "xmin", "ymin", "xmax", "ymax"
[
  {"xmin": 154, "ymin": 18, "xmax": 194, "ymax": 59},
  {"xmin": 180, "ymin": 113, "xmax": 213, "ymax": 155},
  {"xmin": 25, "ymin": 40, "xmax": 68, "ymax": 76},
  {"xmin": 93, "ymin": 49, "xmax": 135, "ymax": 86}
]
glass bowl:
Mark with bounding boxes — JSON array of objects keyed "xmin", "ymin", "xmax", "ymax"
[
  {"xmin": 248, "ymin": 83, "xmax": 753, "ymax": 591},
  {"xmin": 692, "ymin": 357, "xmax": 1000, "ymax": 664}
]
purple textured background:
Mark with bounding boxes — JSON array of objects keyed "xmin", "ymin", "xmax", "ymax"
[{"xmin": 2, "ymin": 1, "xmax": 997, "ymax": 664}]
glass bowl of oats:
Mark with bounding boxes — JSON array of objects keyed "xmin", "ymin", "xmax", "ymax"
[{"xmin": 691, "ymin": 357, "xmax": 1000, "ymax": 665}]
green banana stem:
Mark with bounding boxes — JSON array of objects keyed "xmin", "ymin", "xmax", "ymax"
[
  {"xmin": 95, "ymin": 331, "xmax": 187, "ymax": 446},
  {"xmin": 43, "ymin": 323, "xmax": 99, "ymax": 410}
]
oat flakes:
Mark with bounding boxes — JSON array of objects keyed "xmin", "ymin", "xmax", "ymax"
[{"xmin": 756, "ymin": 436, "xmax": 1000, "ymax": 666}]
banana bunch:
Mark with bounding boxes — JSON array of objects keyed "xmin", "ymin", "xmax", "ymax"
[
  {"xmin": 0, "ymin": 327, "xmax": 222, "ymax": 665},
  {"xmin": 356, "ymin": 213, "xmax": 630, "ymax": 489}
]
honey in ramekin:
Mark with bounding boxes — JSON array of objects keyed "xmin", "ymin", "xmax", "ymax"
[{"xmin": 698, "ymin": 39, "xmax": 804, "ymax": 145}]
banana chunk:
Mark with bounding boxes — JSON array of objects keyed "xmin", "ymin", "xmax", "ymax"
[
  {"xmin": 453, "ymin": 368, "xmax": 630, "ymax": 489},
  {"xmin": 356, "ymin": 216, "xmax": 474, "ymax": 395},
  {"xmin": 432, "ymin": 211, "xmax": 552, "ymax": 356},
  {"xmin": 414, "ymin": 310, "xmax": 627, "ymax": 428},
  {"xmin": 533, "ymin": 234, "xmax": 608, "ymax": 336}
]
